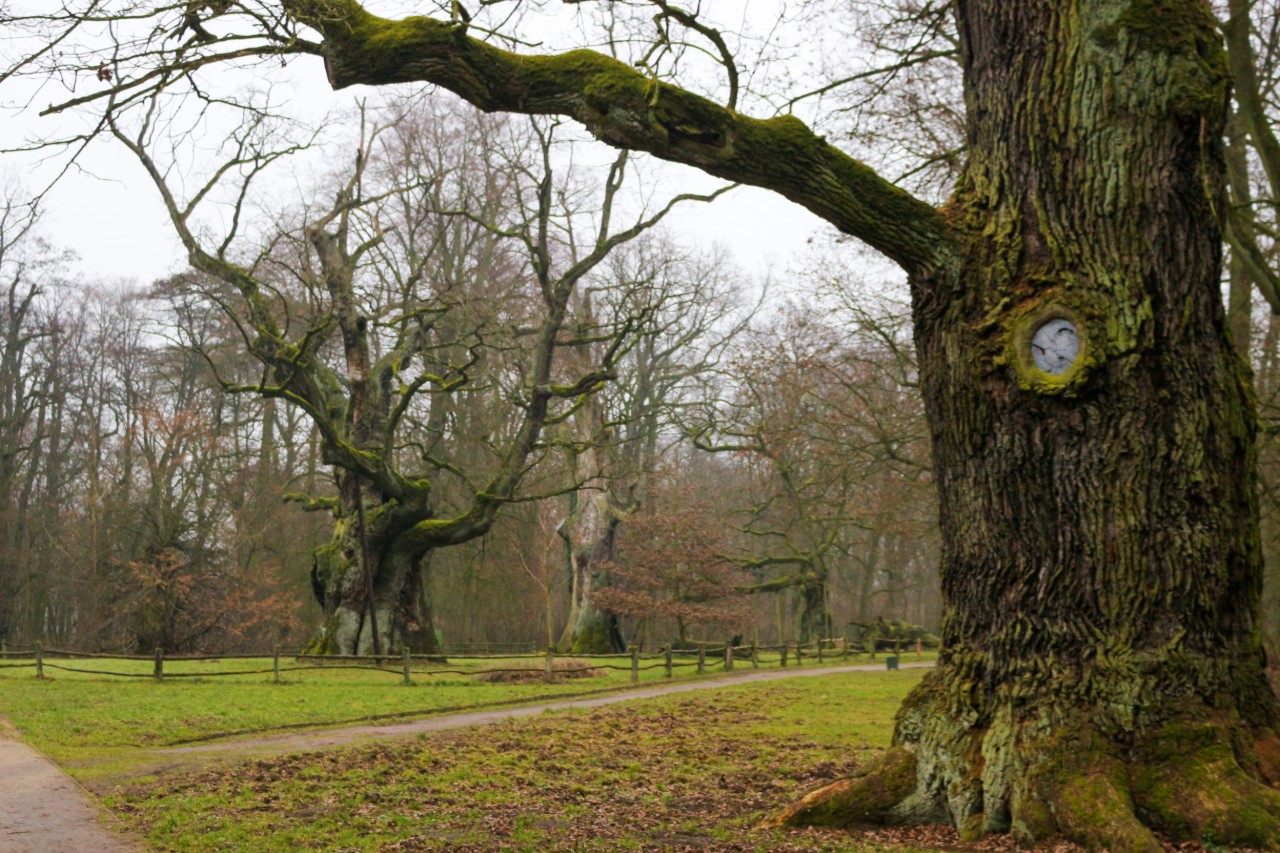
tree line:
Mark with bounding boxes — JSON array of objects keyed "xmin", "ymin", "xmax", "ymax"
[{"xmin": 0, "ymin": 96, "xmax": 942, "ymax": 657}]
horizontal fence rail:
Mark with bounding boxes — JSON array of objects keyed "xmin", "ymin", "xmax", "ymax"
[{"xmin": 0, "ymin": 637, "xmax": 931, "ymax": 686}]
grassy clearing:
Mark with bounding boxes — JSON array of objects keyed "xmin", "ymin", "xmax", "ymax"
[
  {"xmin": 0, "ymin": 651, "xmax": 932, "ymax": 785},
  {"xmin": 107, "ymin": 671, "xmax": 934, "ymax": 853}
]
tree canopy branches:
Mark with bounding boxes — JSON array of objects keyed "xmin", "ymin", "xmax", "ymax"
[
  {"xmin": 279, "ymin": 0, "xmax": 949, "ymax": 275},
  {"xmin": 3, "ymin": 1, "xmax": 949, "ymax": 276}
]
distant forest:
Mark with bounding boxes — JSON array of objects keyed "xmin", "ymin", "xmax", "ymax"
[{"xmin": 1, "ymin": 93, "xmax": 1278, "ymax": 658}]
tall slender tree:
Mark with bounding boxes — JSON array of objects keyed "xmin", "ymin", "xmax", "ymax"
[{"xmin": 557, "ymin": 236, "xmax": 745, "ymax": 654}]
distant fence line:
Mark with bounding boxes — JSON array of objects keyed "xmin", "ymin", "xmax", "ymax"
[{"xmin": 0, "ymin": 637, "xmax": 924, "ymax": 685}]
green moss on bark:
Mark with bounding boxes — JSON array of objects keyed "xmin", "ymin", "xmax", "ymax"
[
  {"xmin": 1002, "ymin": 302, "xmax": 1096, "ymax": 396},
  {"xmin": 1116, "ymin": 0, "xmax": 1220, "ymax": 57},
  {"xmin": 1042, "ymin": 748, "xmax": 1160, "ymax": 853},
  {"xmin": 568, "ymin": 612, "xmax": 617, "ymax": 656},
  {"xmin": 764, "ymin": 748, "xmax": 917, "ymax": 829},
  {"xmin": 1130, "ymin": 718, "xmax": 1280, "ymax": 848}
]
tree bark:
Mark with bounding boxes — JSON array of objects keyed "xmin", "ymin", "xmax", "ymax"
[
  {"xmin": 286, "ymin": 1, "xmax": 1280, "ymax": 847},
  {"xmin": 770, "ymin": 3, "xmax": 1280, "ymax": 848},
  {"xmin": 555, "ymin": 333, "xmax": 627, "ymax": 655},
  {"xmin": 556, "ymin": 485, "xmax": 626, "ymax": 655},
  {"xmin": 796, "ymin": 576, "xmax": 828, "ymax": 646},
  {"xmin": 856, "ymin": 531, "xmax": 883, "ymax": 625},
  {"xmin": 305, "ymin": 480, "xmax": 442, "ymax": 656},
  {"xmin": 306, "ymin": 529, "xmax": 443, "ymax": 657},
  {"xmin": 1225, "ymin": 109, "xmax": 1255, "ymax": 353}
]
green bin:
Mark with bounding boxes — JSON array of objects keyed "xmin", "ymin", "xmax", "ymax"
[{"xmin": 886, "ymin": 655, "xmax": 899, "ymax": 671}]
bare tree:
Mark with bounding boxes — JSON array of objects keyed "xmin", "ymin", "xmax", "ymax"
[
  {"xmin": 97, "ymin": 84, "xmax": 724, "ymax": 655},
  {"xmin": 556, "ymin": 234, "xmax": 748, "ymax": 653}
]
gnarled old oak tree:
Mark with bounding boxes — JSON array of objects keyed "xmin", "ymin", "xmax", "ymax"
[
  {"xmin": 7, "ymin": 0, "xmax": 1279, "ymax": 846},
  {"xmin": 264, "ymin": 1, "xmax": 1280, "ymax": 848}
]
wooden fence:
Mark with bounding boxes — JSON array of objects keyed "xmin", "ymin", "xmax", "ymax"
[{"xmin": 0, "ymin": 637, "xmax": 923, "ymax": 685}]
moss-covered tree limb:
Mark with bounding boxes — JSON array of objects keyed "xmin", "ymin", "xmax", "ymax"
[{"xmin": 280, "ymin": 0, "xmax": 950, "ymax": 276}]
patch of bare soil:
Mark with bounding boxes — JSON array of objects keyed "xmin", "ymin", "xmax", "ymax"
[{"xmin": 474, "ymin": 657, "xmax": 606, "ymax": 683}]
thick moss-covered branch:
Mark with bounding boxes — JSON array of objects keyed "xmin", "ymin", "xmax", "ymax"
[
  {"xmin": 283, "ymin": 493, "xmax": 339, "ymax": 513},
  {"xmin": 282, "ymin": 0, "xmax": 949, "ymax": 275}
]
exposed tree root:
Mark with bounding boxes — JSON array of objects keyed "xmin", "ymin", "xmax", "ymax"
[
  {"xmin": 769, "ymin": 713, "xmax": 1280, "ymax": 852},
  {"xmin": 1253, "ymin": 727, "xmax": 1280, "ymax": 783},
  {"xmin": 1027, "ymin": 749, "xmax": 1161, "ymax": 853},
  {"xmin": 1129, "ymin": 718, "xmax": 1280, "ymax": 849},
  {"xmin": 757, "ymin": 748, "xmax": 917, "ymax": 829}
]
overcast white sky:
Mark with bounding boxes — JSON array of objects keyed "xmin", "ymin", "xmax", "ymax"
[
  {"xmin": 1, "ymin": 2, "xmax": 840, "ymax": 289},
  {"xmin": 12, "ymin": 112, "xmax": 830, "ymax": 287}
]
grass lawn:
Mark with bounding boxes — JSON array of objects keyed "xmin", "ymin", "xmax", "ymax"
[
  {"xmin": 0, "ymin": 651, "xmax": 929, "ymax": 781},
  {"xmin": 0, "ymin": 656, "xmax": 1010, "ymax": 852},
  {"xmin": 105, "ymin": 671, "xmax": 943, "ymax": 852}
]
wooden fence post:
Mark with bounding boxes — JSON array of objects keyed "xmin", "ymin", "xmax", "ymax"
[
  {"xmin": 780, "ymin": 644, "xmax": 788, "ymax": 668},
  {"xmin": 630, "ymin": 645, "xmax": 639, "ymax": 683},
  {"xmin": 545, "ymin": 647, "xmax": 554, "ymax": 684},
  {"xmin": 34, "ymin": 641, "xmax": 42, "ymax": 679},
  {"xmin": 724, "ymin": 643, "xmax": 733, "ymax": 672},
  {"xmin": 273, "ymin": 646, "xmax": 281, "ymax": 684},
  {"xmin": 795, "ymin": 642, "xmax": 803, "ymax": 667},
  {"xmin": 664, "ymin": 646, "xmax": 673, "ymax": 678},
  {"xmin": 818, "ymin": 639, "xmax": 825, "ymax": 663},
  {"xmin": 402, "ymin": 647, "xmax": 412, "ymax": 685},
  {"xmin": 751, "ymin": 641, "xmax": 759, "ymax": 669},
  {"xmin": 697, "ymin": 646, "xmax": 706, "ymax": 675},
  {"xmin": 154, "ymin": 647, "xmax": 164, "ymax": 682}
]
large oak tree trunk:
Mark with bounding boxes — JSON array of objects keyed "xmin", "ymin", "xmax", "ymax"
[
  {"xmin": 305, "ymin": 483, "xmax": 442, "ymax": 657},
  {"xmin": 771, "ymin": 2, "xmax": 1280, "ymax": 848},
  {"xmin": 796, "ymin": 576, "xmax": 828, "ymax": 646}
]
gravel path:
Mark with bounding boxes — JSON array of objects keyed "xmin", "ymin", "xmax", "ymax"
[
  {"xmin": 1, "ymin": 659, "xmax": 930, "ymax": 851},
  {"xmin": 0, "ymin": 717, "xmax": 140, "ymax": 852}
]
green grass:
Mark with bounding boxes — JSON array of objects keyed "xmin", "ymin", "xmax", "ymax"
[
  {"xmin": 0, "ymin": 650, "xmax": 931, "ymax": 784},
  {"xmin": 104, "ymin": 671, "xmax": 936, "ymax": 852},
  {"xmin": 0, "ymin": 653, "xmax": 955, "ymax": 851}
]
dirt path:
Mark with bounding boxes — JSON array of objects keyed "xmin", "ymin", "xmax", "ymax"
[
  {"xmin": 0, "ymin": 660, "xmax": 929, "ymax": 851},
  {"xmin": 0, "ymin": 717, "xmax": 140, "ymax": 852},
  {"xmin": 157, "ymin": 660, "xmax": 931, "ymax": 757}
]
